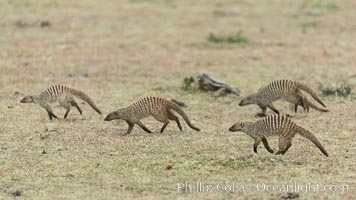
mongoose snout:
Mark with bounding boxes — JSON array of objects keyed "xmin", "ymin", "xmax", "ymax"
[
  {"xmin": 238, "ymin": 100, "xmax": 245, "ymax": 106},
  {"xmin": 228, "ymin": 123, "xmax": 242, "ymax": 132},
  {"xmin": 104, "ymin": 113, "xmax": 115, "ymax": 121},
  {"xmin": 20, "ymin": 96, "xmax": 33, "ymax": 103}
]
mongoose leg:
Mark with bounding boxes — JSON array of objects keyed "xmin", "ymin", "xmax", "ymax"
[
  {"xmin": 175, "ymin": 119, "xmax": 182, "ymax": 131},
  {"xmin": 126, "ymin": 122, "xmax": 134, "ymax": 135},
  {"xmin": 267, "ymin": 103, "xmax": 280, "ymax": 114},
  {"xmin": 59, "ymin": 99, "xmax": 72, "ymax": 119},
  {"xmin": 160, "ymin": 121, "xmax": 169, "ymax": 133},
  {"xmin": 294, "ymin": 103, "xmax": 298, "ymax": 113},
  {"xmin": 304, "ymin": 100, "xmax": 310, "ymax": 112},
  {"xmin": 298, "ymin": 98, "xmax": 309, "ymax": 112},
  {"xmin": 261, "ymin": 136, "xmax": 274, "ymax": 153},
  {"xmin": 136, "ymin": 121, "xmax": 152, "ymax": 133},
  {"xmin": 295, "ymin": 91, "xmax": 306, "ymax": 112},
  {"xmin": 48, "ymin": 112, "xmax": 57, "ymax": 120},
  {"xmin": 64, "ymin": 109, "xmax": 71, "ymax": 119},
  {"xmin": 300, "ymin": 100, "xmax": 306, "ymax": 112},
  {"xmin": 42, "ymin": 104, "xmax": 57, "ymax": 120},
  {"xmin": 276, "ymin": 137, "xmax": 290, "ymax": 155},
  {"xmin": 256, "ymin": 113, "xmax": 267, "ymax": 117},
  {"xmin": 71, "ymin": 101, "xmax": 82, "ymax": 115},
  {"xmin": 253, "ymin": 138, "xmax": 261, "ymax": 153},
  {"xmin": 294, "ymin": 103, "xmax": 305, "ymax": 113},
  {"xmin": 48, "ymin": 112, "xmax": 52, "ymax": 120},
  {"xmin": 275, "ymin": 150, "xmax": 283, "ymax": 155},
  {"xmin": 256, "ymin": 104, "xmax": 267, "ymax": 117},
  {"xmin": 51, "ymin": 113, "xmax": 58, "ymax": 119},
  {"xmin": 168, "ymin": 111, "xmax": 182, "ymax": 131},
  {"xmin": 281, "ymin": 141, "xmax": 292, "ymax": 154}
]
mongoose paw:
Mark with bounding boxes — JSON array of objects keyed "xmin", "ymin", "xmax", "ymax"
[
  {"xmin": 267, "ymin": 149, "xmax": 274, "ymax": 154},
  {"xmin": 255, "ymin": 113, "xmax": 266, "ymax": 117},
  {"xmin": 275, "ymin": 150, "xmax": 283, "ymax": 155},
  {"xmin": 253, "ymin": 144, "xmax": 258, "ymax": 153}
]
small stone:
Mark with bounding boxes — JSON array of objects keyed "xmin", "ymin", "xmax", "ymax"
[
  {"xmin": 11, "ymin": 190, "xmax": 22, "ymax": 197},
  {"xmin": 282, "ymin": 192, "xmax": 299, "ymax": 199},
  {"xmin": 40, "ymin": 21, "xmax": 51, "ymax": 27},
  {"xmin": 165, "ymin": 164, "xmax": 173, "ymax": 170}
]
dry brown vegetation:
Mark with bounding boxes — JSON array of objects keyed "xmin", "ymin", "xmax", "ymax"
[{"xmin": 0, "ymin": 0, "xmax": 355, "ymax": 199}]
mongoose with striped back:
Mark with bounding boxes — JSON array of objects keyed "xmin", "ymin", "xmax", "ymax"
[
  {"xmin": 239, "ymin": 80, "xmax": 328, "ymax": 117},
  {"xmin": 104, "ymin": 96, "xmax": 200, "ymax": 135},
  {"xmin": 20, "ymin": 85, "xmax": 102, "ymax": 120},
  {"xmin": 228, "ymin": 114, "xmax": 329, "ymax": 157}
]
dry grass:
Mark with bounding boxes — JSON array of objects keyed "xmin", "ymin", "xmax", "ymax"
[{"xmin": 0, "ymin": 0, "xmax": 355, "ymax": 199}]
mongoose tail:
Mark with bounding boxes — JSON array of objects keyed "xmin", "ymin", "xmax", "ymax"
[
  {"xmin": 168, "ymin": 101, "xmax": 200, "ymax": 131},
  {"xmin": 296, "ymin": 126, "xmax": 329, "ymax": 157},
  {"xmin": 69, "ymin": 88, "xmax": 102, "ymax": 114},
  {"xmin": 296, "ymin": 82, "xmax": 326, "ymax": 107}
]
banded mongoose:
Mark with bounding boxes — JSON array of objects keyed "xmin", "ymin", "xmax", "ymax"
[
  {"xmin": 20, "ymin": 85, "xmax": 102, "ymax": 120},
  {"xmin": 239, "ymin": 80, "xmax": 328, "ymax": 117},
  {"xmin": 104, "ymin": 96, "xmax": 200, "ymax": 135},
  {"xmin": 228, "ymin": 114, "xmax": 329, "ymax": 157}
]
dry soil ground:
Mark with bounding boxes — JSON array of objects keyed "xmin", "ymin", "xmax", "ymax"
[{"xmin": 0, "ymin": 0, "xmax": 355, "ymax": 199}]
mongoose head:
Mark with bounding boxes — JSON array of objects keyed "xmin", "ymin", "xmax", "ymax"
[
  {"xmin": 239, "ymin": 93, "xmax": 258, "ymax": 106},
  {"xmin": 20, "ymin": 95, "xmax": 35, "ymax": 103},
  {"xmin": 104, "ymin": 110, "xmax": 124, "ymax": 121},
  {"xmin": 228, "ymin": 122, "xmax": 245, "ymax": 132},
  {"xmin": 229, "ymin": 122, "xmax": 254, "ymax": 132}
]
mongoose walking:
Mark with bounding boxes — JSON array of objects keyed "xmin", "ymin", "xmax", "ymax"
[
  {"xmin": 228, "ymin": 114, "xmax": 329, "ymax": 157},
  {"xmin": 239, "ymin": 80, "xmax": 328, "ymax": 116},
  {"xmin": 104, "ymin": 97, "xmax": 200, "ymax": 134},
  {"xmin": 20, "ymin": 85, "xmax": 102, "ymax": 120}
]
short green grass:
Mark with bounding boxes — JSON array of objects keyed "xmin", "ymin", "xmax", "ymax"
[
  {"xmin": 318, "ymin": 84, "xmax": 353, "ymax": 97},
  {"xmin": 300, "ymin": 21, "xmax": 318, "ymax": 29},
  {"xmin": 207, "ymin": 30, "xmax": 250, "ymax": 44},
  {"xmin": 311, "ymin": 0, "xmax": 338, "ymax": 11}
]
